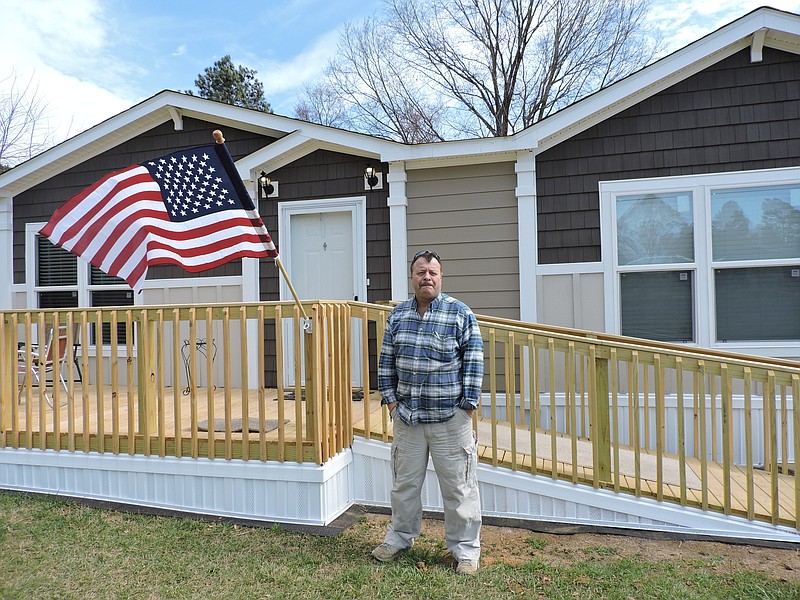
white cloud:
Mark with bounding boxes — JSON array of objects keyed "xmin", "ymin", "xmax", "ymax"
[
  {"xmin": 650, "ymin": 1, "xmax": 800, "ymax": 53},
  {"xmin": 0, "ymin": 0, "xmax": 137, "ymax": 144},
  {"xmin": 253, "ymin": 29, "xmax": 342, "ymax": 114}
]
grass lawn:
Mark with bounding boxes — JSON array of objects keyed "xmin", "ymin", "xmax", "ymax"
[{"xmin": 0, "ymin": 491, "xmax": 798, "ymax": 599}]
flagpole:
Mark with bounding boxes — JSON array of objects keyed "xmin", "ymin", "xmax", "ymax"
[
  {"xmin": 212, "ymin": 129, "xmax": 310, "ymax": 324},
  {"xmin": 274, "ymin": 257, "xmax": 309, "ymax": 322}
]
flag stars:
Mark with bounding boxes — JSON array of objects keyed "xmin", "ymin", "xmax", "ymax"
[{"xmin": 142, "ymin": 147, "xmax": 263, "ymax": 224}]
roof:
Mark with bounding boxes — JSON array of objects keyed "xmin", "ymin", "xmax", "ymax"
[{"xmin": 0, "ymin": 91, "xmax": 405, "ymax": 196}]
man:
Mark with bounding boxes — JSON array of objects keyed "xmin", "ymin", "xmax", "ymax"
[{"xmin": 371, "ymin": 249, "xmax": 484, "ymax": 575}]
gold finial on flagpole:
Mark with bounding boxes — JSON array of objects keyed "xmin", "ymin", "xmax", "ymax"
[{"xmin": 212, "ymin": 129, "xmax": 225, "ymax": 144}]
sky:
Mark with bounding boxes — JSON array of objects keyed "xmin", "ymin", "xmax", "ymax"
[{"xmin": 2, "ymin": 0, "xmax": 800, "ymax": 152}]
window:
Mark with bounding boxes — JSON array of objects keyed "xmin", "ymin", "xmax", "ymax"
[
  {"xmin": 90, "ymin": 267, "xmax": 134, "ymax": 345},
  {"xmin": 614, "ymin": 191, "xmax": 696, "ymax": 343},
  {"xmin": 620, "ymin": 271, "xmax": 694, "ymax": 342},
  {"xmin": 37, "ymin": 235, "xmax": 79, "ymax": 308},
  {"xmin": 28, "ymin": 224, "xmax": 135, "ymax": 347},
  {"xmin": 602, "ymin": 168, "xmax": 800, "ymax": 357},
  {"xmin": 617, "ymin": 192, "xmax": 694, "ymax": 266},
  {"xmin": 715, "ymin": 267, "xmax": 800, "ymax": 341},
  {"xmin": 711, "ymin": 185, "xmax": 800, "ymax": 262}
]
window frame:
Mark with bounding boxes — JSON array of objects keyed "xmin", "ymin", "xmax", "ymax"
[{"xmin": 600, "ymin": 166, "xmax": 800, "ymax": 358}]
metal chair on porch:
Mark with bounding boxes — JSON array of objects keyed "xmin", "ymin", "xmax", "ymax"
[{"xmin": 17, "ymin": 324, "xmax": 72, "ymax": 407}]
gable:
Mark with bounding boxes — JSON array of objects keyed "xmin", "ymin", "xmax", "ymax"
[{"xmin": 535, "ymin": 46, "xmax": 800, "ymax": 265}]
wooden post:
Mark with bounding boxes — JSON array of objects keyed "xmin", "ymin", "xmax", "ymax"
[
  {"xmin": 592, "ymin": 349, "xmax": 611, "ymax": 483},
  {"xmin": 0, "ymin": 313, "xmax": 15, "ymax": 435},
  {"xmin": 304, "ymin": 318, "xmax": 315, "ymax": 443},
  {"xmin": 136, "ymin": 309, "xmax": 157, "ymax": 444},
  {"xmin": 304, "ymin": 304, "xmax": 324, "ymax": 464}
]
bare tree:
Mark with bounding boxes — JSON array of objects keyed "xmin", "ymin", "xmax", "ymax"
[
  {"xmin": 296, "ymin": 18, "xmax": 447, "ymax": 143},
  {"xmin": 523, "ymin": 0, "xmax": 656, "ymax": 124},
  {"xmin": 294, "ymin": 80, "xmax": 352, "ymax": 128},
  {"xmin": 295, "ymin": 0, "xmax": 660, "ymax": 140},
  {"xmin": 0, "ymin": 71, "xmax": 60, "ymax": 168}
]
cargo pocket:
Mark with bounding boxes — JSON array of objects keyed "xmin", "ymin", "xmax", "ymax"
[
  {"xmin": 462, "ymin": 433, "xmax": 478, "ymax": 485},
  {"xmin": 391, "ymin": 444, "xmax": 399, "ymax": 480}
]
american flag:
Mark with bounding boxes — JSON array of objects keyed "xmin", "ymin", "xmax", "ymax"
[{"xmin": 40, "ymin": 141, "xmax": 278, "ymax": 292}]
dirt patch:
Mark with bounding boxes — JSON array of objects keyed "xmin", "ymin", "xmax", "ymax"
[{"xmin": 357, "ymin": 512, "xmax": 800, "ymax": 584}]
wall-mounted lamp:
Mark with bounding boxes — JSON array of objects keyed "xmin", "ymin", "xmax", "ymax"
[
  {"xmin": 259, "ymin": 170, "xmax": 275, "ymax": 197},
  {"xmin": 364, "ymin": 165, "xmax": 380, "ymax": 190}
]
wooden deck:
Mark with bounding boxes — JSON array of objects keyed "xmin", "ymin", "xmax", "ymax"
[
  {"xmin": 5, "ymin": 384, "xmax": 316, "ymax": 462},
  {"xmin": 3, "ymin": 384, "xmax": 797, "ymax": 528}
]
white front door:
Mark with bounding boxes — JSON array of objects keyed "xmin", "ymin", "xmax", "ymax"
[
  {"xmin": 291, "ymin": 211, "xmax": 354, "ymax": 301},
  {"xmin": 279, "ymin": 197, "xmax": 367, "ymax": 387}
]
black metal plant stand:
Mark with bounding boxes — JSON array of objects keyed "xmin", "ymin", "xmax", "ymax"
[{"xmin": 181, "ymin": 338, "xmax": 217, "ymax": 395}]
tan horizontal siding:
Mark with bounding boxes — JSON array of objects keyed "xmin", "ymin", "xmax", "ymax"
[
  {"xmin": 406, "ymin": 162, "xmax": 520, "ymax": 320},
  {"xmin": 407, "ymin": 174, "xmax": 516, "ymax": 202},
  {"xmin": 407, "ymin": 206, "xmax": 518, "ymax": 230}
]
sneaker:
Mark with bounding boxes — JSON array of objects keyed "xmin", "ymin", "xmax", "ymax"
[
  {"xmin": 456, "ymin": 559, "xmax": 479, "ymax": 575},
  {"xmin": 371, "ymin": 543, "xmax": 404, "ymax": 562}
]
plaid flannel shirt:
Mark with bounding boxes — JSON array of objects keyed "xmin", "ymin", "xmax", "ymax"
[{"xmin": 378, "ymin": 293, "xmax": 484, "ymax": 425}]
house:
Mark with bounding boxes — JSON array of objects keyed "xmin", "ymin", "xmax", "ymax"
[
  {"xmin": 0, "ymin": 6, "xmax": 798, "ymax": 542},
  {"xmin": 2, "ymin": 6, "xmax": 798, "ymax": 365}
]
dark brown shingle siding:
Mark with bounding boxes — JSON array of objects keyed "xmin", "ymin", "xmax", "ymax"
[
  {"xmin": 536, "ymin": 47, "xmax": 800, "ymax": 264},
  {"xmin": 258, "ymin": 148, "xmax": 390, "ymax": 305}
]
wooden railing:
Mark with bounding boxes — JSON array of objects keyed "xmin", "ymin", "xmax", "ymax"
[
  {"xmin": 2, "ymin": 301, "xmax": 799, "ymax": 528},
  {"xmin": 1, "ymin": 302, "xmax": 354, "ymax": 464},
  {"xmin": 502, "ymin": 320, "xmax": 799, "ymax": 527}
]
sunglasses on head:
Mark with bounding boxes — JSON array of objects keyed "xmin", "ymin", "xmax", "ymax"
[{"xmin": 411, "ymin": 249, "xmax": 441, "ymax": 264}]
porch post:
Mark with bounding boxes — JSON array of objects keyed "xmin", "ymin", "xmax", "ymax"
[
  {"xmin": 304, "ymin": 304, "xmax": 324, "ymax": 464},
  {"xmin": 136, "ymin": 309, "xmax": 157, "ymax": 440},
  {"xmin": 592, "ymin": 348, "xmax": 612, "ymax": 483},
  {"xmin": 386, "ymin": 162, "xmax": 408, "ymax": 301},
  {"xmin": 0, "ymin": 196, "xmax": 12, "ymax": 310},
  {"xmin": 515, "ymin": 150, "xmax": 538, "ymax": 324},
  {"xmin": 0, "ymin": 312, "xmax": 15, "ymax": 433}
]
